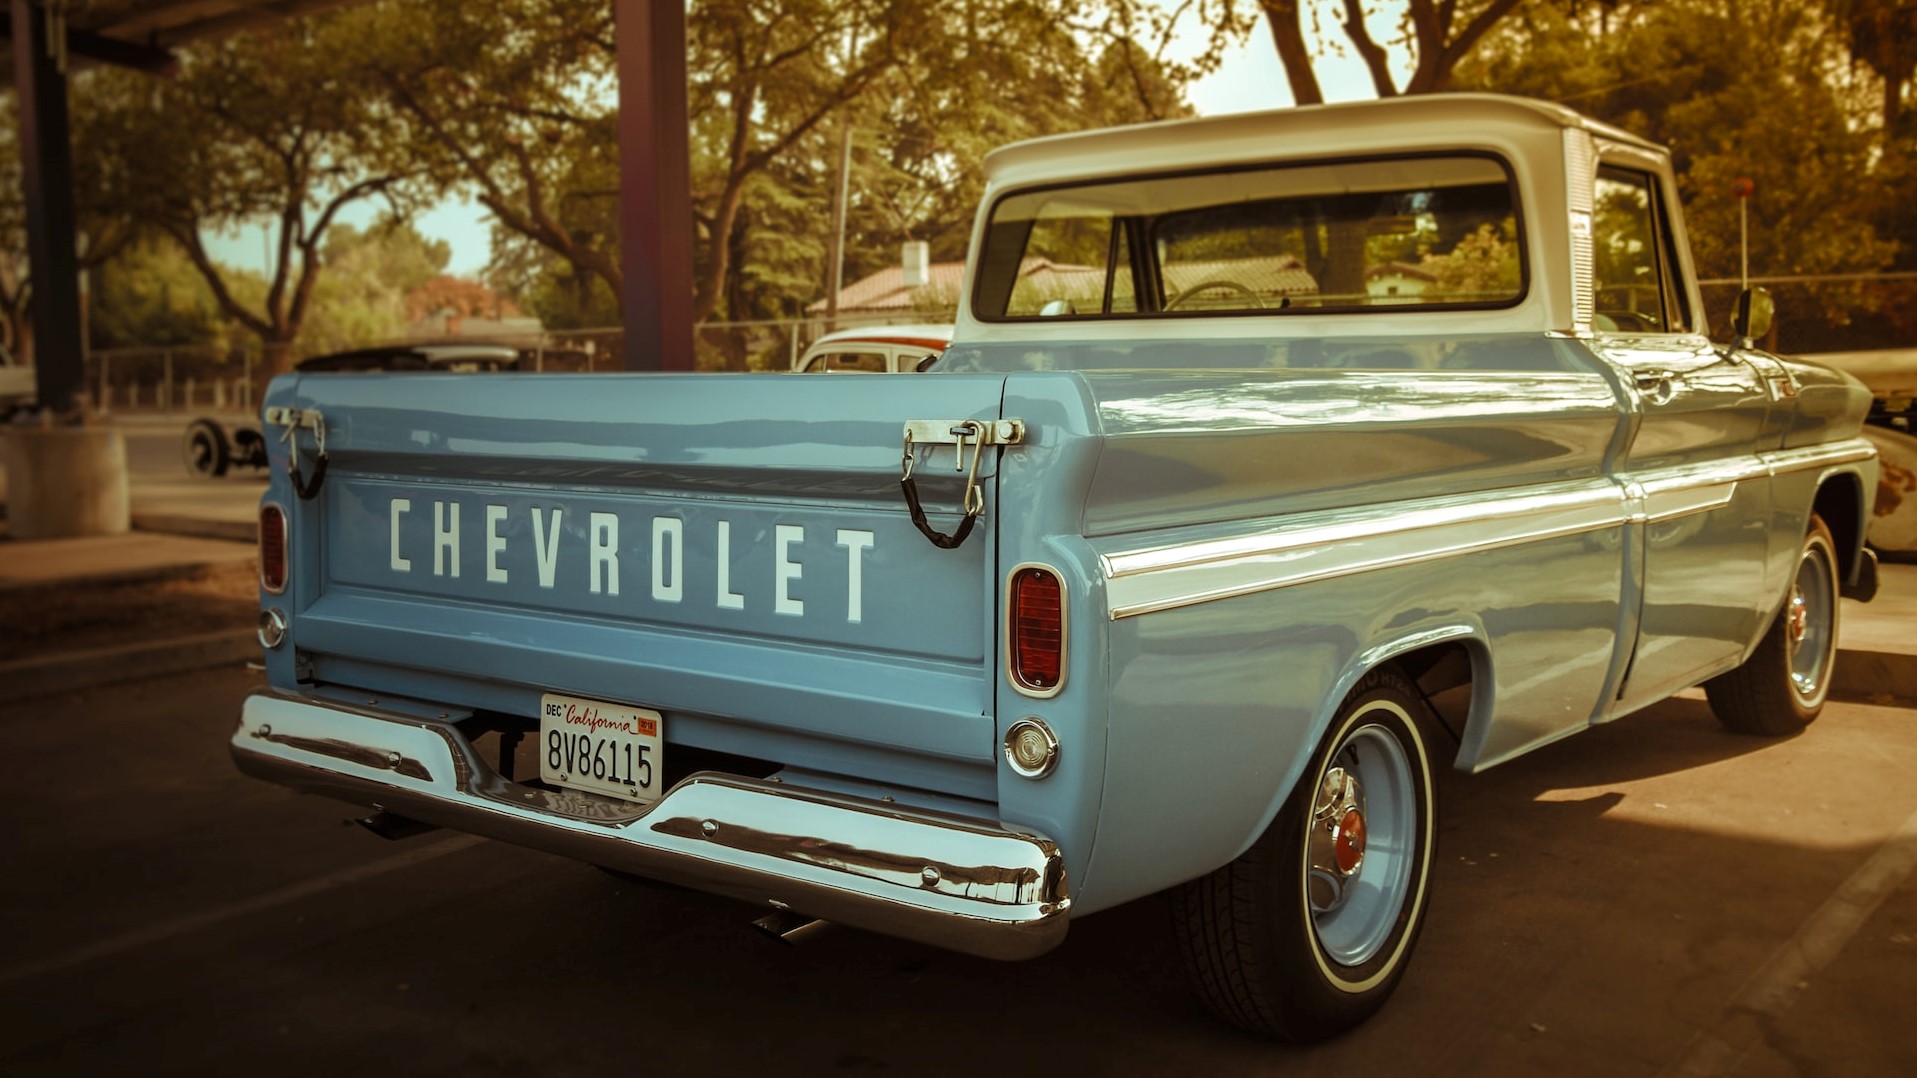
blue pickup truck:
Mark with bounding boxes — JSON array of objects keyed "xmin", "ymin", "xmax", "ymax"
[{"xmin": 232, "ymin": 95, "xmax": 1879, "ymax": 1041}]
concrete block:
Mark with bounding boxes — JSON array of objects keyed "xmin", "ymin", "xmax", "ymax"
[{"xmin": 0, "ymin": 425, "xmax": 131, "ymax": 538}]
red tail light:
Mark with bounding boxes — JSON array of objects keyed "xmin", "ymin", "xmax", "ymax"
[
  {"xmin": 1010, "ymin": 566, "xmax": 1065, "ymax": 694},
  {"xmin": 259, "ymin": 504, "xmax": 288, "ymax": 594}
]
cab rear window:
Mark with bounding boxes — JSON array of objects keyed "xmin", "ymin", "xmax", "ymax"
[{"xmin": 974, "ymin": 154, "xmax": 1524, "ymax": 321}]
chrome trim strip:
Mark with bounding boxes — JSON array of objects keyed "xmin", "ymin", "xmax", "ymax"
[
  {"xmin": 232, "ymin": 692, "xmax": 1071, "ymax": 961},
  {"xmin": 1640, "ymin": 481, "xmax": 1735, "ymax": 523},
  {"xmin": 1005, "ymin": 562, "xmax": 1068, "ymax": 699},
  {"xmin": 1761, "ymin": 440, "xmax": 1876, "ymax": 476},
  {"xmin": 1629, "ymin": 458, "xmax": 1768, "ymax": 523},
  {"xmin": 1106, "ymin": 482, "xmax": 1622, "ymax": 580},
  {"xmin": 1103, "ymin": 482, "xmax": 1629, "ymax": 620}
]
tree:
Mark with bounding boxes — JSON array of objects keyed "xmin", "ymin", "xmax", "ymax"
[
  {"xmin": 295, "ymin": 219, "xmax": 454, "ymax": 355},
  {"xmin": 370, "ymin": 0, "xmax": 1202, "ymax": 343},
  {"xmin": 1114, "ymin": 0, "xmax": 1528, "ymax": 106},
  {"xmin": 1456, "ymin": 0, "xmax": 1905, "ymax": 340},
  {"xmin": 726, "ymin": 2, "xmax": 1201, "ymax": 334},
  {"xmin": 1827, "ymin": 0, "xmax": 1917, "ymax": 130},
  {"xmin": 86, "ymin": 237, "xmax": 226, "ymax": 352},
  {"xmin": 86, "ymin": 9, "xmax": 432, "ymax": 375},
  {"xmin": 364, "ymin": 0, "xmax": 626, "ymax": 326}
]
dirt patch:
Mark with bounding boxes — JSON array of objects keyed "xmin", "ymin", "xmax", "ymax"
[{"xmin": 0, "ymin": 560, "xmax": 258, "ymax": 662}]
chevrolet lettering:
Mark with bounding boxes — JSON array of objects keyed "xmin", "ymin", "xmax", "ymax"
[
  {"xmin": 234, "ymin": 96, "xmax": 1880, "ymax": 1042},
  {"xmin": 380, "ymin": 497, "xmax": 875, "ymax": 621}
]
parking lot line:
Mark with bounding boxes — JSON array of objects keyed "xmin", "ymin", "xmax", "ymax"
[
  {"xmin": 1665, "ymin": 806, "xmax": 1917, "ymax": 1076},
  {"xmin": 0, "ymin": 834, "xmax": 486, "ymax": 987}
]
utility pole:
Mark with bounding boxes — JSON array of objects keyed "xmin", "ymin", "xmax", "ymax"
[{"xmin": 824, "ymin": 121, "xmax": 853, "ymax": 331}]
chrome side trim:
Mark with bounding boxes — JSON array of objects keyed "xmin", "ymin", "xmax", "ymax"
[
  {"xmin": 1102, "ymin": 482, "xmax": 1628, "ymax": 620},
  {"xmin": 1629, "ymin": 458, "xmax": 1768, "ymax": 523},
  {"xmin": 232, "ymin": 692, "xmax": 1071, "ymax": 961},
  {"xmin": 1760, "ymin": 440, "xmax": 1876, "ymax": 476}
]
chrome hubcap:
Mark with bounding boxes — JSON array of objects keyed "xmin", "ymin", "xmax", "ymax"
[
  {"xmin": 1308, "ymin": 767, "xmax": 1366, "ymax": 912},
  {"xmin": 1787, "ymin": 544, "xmax": 1835, "ymax": 702},
  {"xmin": 1306, "ymin": 720, "xmax": 1418, "ymax": 967}
]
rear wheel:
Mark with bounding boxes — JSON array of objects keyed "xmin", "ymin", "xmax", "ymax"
[
  {"xmin": 182, "ymin": 419, "xmax": 231, "ymax": 478},
  {"xmin": 1705, "ymin": 514, "xmax": 1840, "ymax": 735},
  {"xmin": 1172, "ymin": 667, "xmax": 1437, "ymax": 1041}
]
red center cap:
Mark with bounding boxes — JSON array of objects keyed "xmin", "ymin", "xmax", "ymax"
[
  {"xmin": 1335, "ymin": 808, "xmax": 1367, "ymax": 875},
  {"xmin": 1788, "ymin": 602, "xmax": 1808, "ymax": 643}
]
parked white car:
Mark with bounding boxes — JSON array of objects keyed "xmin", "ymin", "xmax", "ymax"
[{"xmin": 793, "ymin": 324, "xmax": 952, "ymax": 373}]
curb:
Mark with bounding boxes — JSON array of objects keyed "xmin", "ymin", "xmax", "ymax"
[
  {"xmin": 0, "ymin": 630, "xmax": 260, "ymax": 707},
  {"xmin": 132, "ymin": 513, "xmax": 257, "ymax": 544},
  {"xmin": 1831, "ymin": 648, "xmax": 1917, "ymax": 709}
]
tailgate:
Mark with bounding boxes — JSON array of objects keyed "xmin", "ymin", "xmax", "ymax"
[{"xmin": 269, "ymin": 371, "xmax": 1010, "ymax": 777}]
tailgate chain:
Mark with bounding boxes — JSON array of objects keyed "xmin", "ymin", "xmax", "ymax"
[
  {"xmin": 900, "ymin": 419, "xmax": 1023, "ymax": 550},
  {"xmin": 265, "ymin": 406, "xmax": 328, "ymax": 500}
]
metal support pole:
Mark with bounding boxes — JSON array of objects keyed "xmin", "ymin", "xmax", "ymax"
[
  {"xmin": 10, "ymin": 0, "xmax": 86, "ymax": 414},
  {"xmin": 824, "ymin": 121, "xmax": 853, "ymax": 332},
  {"xmin": 616, "ymin": 0, "xmax": 695, "ymax": 371},
  {"xmin": 1739, "ymin": 199, "xmax": 1749, "ymax": 289}
]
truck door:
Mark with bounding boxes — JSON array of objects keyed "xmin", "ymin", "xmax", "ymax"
[{"xmin": 1588, "ymin": 163, "xmax": 1776, "ymax": 714}]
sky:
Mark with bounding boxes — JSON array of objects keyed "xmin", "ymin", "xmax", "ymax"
[{"xmin": 204, "ymin": 10, "xmax": 1409, "ymax": 281}]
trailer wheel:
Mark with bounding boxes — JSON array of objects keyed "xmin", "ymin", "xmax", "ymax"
[
  {"xmin": 232, "ymin": 427, "xmax": 268, "ymax": 469},
  {"xmin": 183, "ymin": 419, "xmax": 231, "ymax": 478},
  {"xmin": 1705, "ymin": 514, "xmax": 1840, "ymax": 736},
  {"xmin": 1172, "ymin": 667, "xmax": 1436, "ymax": 1041}
]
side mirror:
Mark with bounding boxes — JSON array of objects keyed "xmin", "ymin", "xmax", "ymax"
[{"xmin": 1731, "ymin": 287, "xmax": 1773, "ymax": 346}]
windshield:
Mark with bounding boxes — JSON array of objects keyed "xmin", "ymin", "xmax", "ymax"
[{"xmin": 973, "ymin": 154, "xmax": 1524, "ymax": 321}]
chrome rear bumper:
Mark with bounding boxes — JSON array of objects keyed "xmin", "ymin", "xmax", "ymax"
[{"xmin": 231, "ymin": 690, "xmax": 1071, "ymax": 960}]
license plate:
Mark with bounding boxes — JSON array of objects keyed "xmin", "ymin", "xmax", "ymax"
[{"xmin": 538, "ymin": 693, "xmax": 663, "ymax": 804}]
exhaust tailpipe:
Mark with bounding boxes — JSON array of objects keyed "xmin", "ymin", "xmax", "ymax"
[
  {"xmin": 753, "ymin": 909, "xmax": 833, "ymax": 945},
  {"xmin": 356, "ymin": 810, "xmax": 440, "ymax": 841}
]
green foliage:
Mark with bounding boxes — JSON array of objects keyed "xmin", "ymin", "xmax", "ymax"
[
  {"xmin": 1419, "ymin": 221, "xmax": 1520, "ymax": 299},
  {"xmin": 1457, "ymin": 0, "xmax": 1904, "ymax": 334},
  {"xmin": 87, "ymin": 239, "xmax": 226, "ymax": 351},
  {"xmin": 298, "ymin": 219, "xmax": 456, "ymax": 355},
  {"xmin": 77, "ymin": 7, "xmax": 433, "ymax": 372},
  {"xmin": 324, "ymin": 219, "xmax": 451, "ymax": 298}
]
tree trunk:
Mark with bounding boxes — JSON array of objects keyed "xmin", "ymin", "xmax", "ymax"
[{"xmin": 1260, "ymin": 1, "xmax": 1325, "ymax": 105}]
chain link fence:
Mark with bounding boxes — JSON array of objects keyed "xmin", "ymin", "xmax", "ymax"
[
  {"xmin": 1698, "ymin": 273, "xmax": 1917, "ymax": 354},
  {"xmin": 81, "ymin": 312, "xmax": 959, "ymax": 414},
  {"xmin": 76, "ymin": 276, "xmax": 1910, "ymax": 412}
]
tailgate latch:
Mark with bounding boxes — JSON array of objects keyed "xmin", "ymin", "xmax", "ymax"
[
  {"xmin": 900, "ymin": 419, "xmax": 1024, "ymax": 550},
  {"xmin": 265, "ymin": 406, "xmax": 328, "ymax": 500}
]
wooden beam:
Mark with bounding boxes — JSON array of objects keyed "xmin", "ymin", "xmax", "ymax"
[{"xmin": 0, "ymin": 12, "xmax": 178, "ymax": 75}]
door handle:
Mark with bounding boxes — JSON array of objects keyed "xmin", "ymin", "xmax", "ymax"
[{"xmin": 1634, "ymin": 370, "xmax": 1676, "ymax": 405}]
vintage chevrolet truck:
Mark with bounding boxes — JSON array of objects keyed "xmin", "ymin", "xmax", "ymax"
[{"xmin": 232, "ymin": 95, "xmax": 1880, "ymax": 1041}]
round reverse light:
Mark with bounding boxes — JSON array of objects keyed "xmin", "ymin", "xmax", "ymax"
[
  {"xmin": 258, "ymin": 607, "xmax": 288, "ymax": 650},
  {"xmin": 1004, "ymin": 718, "xmax": 1060, "ymax": 779}
]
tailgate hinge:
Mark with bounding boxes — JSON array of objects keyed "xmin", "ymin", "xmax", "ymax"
[{"xmin": 900, "ymin": 419, "xmax": 1025, "ymax": 550}]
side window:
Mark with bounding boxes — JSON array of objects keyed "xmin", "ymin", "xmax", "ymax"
[
  {"xmin": 1006, "ymin": 212, "xmax": 1117, "ymax": 317},
  {"xmin": 806, "ymin": 351, "xmax": 888, "ymax": 373},
  {"xmin": 1593, "ymin": 166, "xmax": 1686, "ymax": 333}
]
